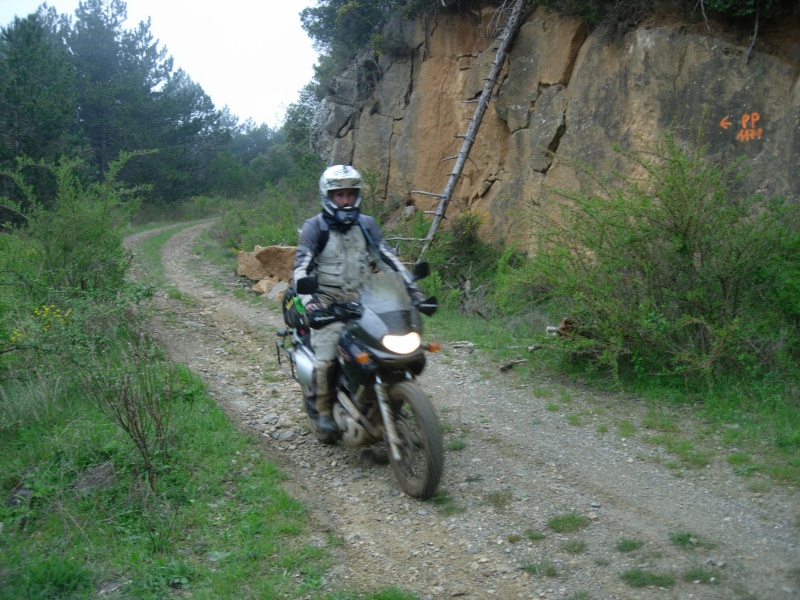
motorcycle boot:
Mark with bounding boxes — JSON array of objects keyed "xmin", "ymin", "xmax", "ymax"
[{"xmin": 313, "ymin": 359, "xmax": 338, "ymax": 435}]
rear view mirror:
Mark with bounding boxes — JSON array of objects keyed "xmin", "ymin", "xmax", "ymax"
[{"xmin": 413, "ymin": 262, "xmax": 430, "ymax": 280}]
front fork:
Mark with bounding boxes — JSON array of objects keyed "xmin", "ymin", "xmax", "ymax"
[{"xmin": 375, "ymin": 375, "xmax": 403, "ymax": 462}]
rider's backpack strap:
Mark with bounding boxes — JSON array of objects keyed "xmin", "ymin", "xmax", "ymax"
[{"xmin": 317, "ymin": 215, "xmax": 329, "ymax": 256}]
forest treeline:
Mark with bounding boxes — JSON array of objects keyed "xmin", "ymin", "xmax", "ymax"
[
  {"xmin": 0, "ymin": 0, "xmax": 322, "ymax": 208},
  {"xmin": 3, "ymin": 0, "xmax": 795, "ymax": 209}
]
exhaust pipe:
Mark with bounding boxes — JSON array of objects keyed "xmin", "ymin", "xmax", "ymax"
[{"xmin": 292, "ymin": 344, "xmax": 316, "ymax": 388}]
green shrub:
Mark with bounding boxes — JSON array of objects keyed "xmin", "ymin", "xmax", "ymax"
[
  {"xmin": 2, "ymin": 156, "xmax": 135, "ymax": 298},
  {"xmin": 210, "ymin": 183, "xmax": 318, "ymax": 251},
  {"xmin": 506, "ymin": 122, "xmax": 799, "ymax": 385},
  {"xmin": 0, "ymin": 156, "xmax": 145, "ymax": 381},
  {"xmin": 400, "ymin": 211, "xmax": 503, "ymax": 314}
]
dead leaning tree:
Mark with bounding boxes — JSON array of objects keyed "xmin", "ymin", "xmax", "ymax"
[{"xmin": 414, "ymin": 0, "xmax": 527, "ymax": 258}]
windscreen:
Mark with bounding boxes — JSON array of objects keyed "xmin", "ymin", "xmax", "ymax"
[{"xmin": 358, "ymin": 271, "xmax": 411, "ymax": 315}]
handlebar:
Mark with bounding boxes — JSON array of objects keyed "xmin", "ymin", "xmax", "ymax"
[
  {"xmin": 306, "ymin": 301, "xmax": 363, "ymax": 329},
  {"xmin": 306, "ymin": 296, "xmax": 437, "ymax": 330}
]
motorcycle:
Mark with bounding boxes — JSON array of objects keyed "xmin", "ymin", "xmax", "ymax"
[{"xmin": 276, "ymin": 263, "xmax": 443, "ymax": 499}]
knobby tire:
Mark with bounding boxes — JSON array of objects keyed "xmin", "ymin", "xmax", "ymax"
[{"xmin": 388, "ymin": 381, "xmax": 444, "ymax": 499}]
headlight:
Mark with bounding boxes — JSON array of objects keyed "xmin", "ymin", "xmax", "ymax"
[{"xmin": 382, "ymin": 332, "xmax": 421, "ymax": 354}]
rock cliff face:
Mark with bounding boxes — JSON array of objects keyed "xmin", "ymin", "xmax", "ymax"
[{"xmin": 312, "ymin": 5, "xmax": 800, "ymax": 249}]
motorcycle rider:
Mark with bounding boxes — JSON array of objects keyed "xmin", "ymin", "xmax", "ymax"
[{"xmin": 293, "ymin": 165, "xmax": 423, "ymax": 436}]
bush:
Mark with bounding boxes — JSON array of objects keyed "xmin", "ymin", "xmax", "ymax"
[
  {"xmin": 394, "ymin": 211, "xmax": 504, "ymax": 314},
  {"xmin": 2, "ymin": 156, "xmax": 135, "ymax": 298},
  {"xmin": 0, "ymin": 155, "xmax": 140, "ymax": 380},
  {"xmin": 210, "ymin": 184, "xmax": 318, "ymax": 252},
  {"xmin": 505, "ymin": 122, "xmax": 799, "ymax": 385}
]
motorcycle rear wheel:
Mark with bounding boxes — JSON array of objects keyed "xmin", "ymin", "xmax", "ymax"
[{"xmin": 388, "ymin": 381, "xmax": 443, "ymax": 499}]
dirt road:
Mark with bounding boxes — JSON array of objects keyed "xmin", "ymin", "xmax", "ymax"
[{"xmin": 129, "ymin": 223, "xmax": 798, "ymax": 600}]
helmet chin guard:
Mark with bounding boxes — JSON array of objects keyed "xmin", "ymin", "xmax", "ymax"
[{"xmin": 333, "ymin": 206, "xmax": 360, "ymax": 225}]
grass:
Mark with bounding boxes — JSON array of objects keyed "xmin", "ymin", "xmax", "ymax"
[
  {"xmin": 0, "ymin": 367, "xmax": 333, "ymax": 598},
  {"xmin": 562, "ymin": 539, "xmax": 587, "ymax": 554},
  {"xmin": 617, "ymin": 420, "xmax": 637, "ymax": 437},
  {"xmin": 487, "ymin": 490, "xmax": 514, "ymax": 511},
  {"xmin": 566, "ymin": 413, "xmax": 582, "ymax": 426},
  {"xmin": 519, "ymin": 559, "xmax": 558, "ymax": 577},
  {"xmin": 526, "ymin": 529, "xmax": 546, "ymax": 541},
  {"xmin": 642, "ymin": 408, "xmax": 680, "ymax": 432},
  {"xmin": 430, "ymin": 490, "xmax": 465, "ymax": 515},
  {"xmin": 620, "ymin": 568, "xmax": 675, "ymax": 588},
  {"xmin": 616, "ymin": 538, "xmax": 644, "ymax": 552},
  {"xmin": 548, "ymin": 512, "xmax": 590, "ymax": 533},
  {"xmin": 727, "ymin": 452, "xmax": 764, "ymax": 477},
  {"xmin": 447, "ymin": 438, "xmax": 467, "ymax": 451},
  {"xmin": 669, "ymin": 531, "xmax": 716, "ymax": 550},
  {"xmin": 682, "ymin": 565, "xmax": 721, "ymax": 584}
]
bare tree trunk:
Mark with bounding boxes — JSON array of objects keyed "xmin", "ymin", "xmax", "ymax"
[{"xmin": 418, "ymin": 0, "xmax": 527, "ymax": 257}]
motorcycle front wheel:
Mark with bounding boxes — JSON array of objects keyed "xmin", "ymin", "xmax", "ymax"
[{"xmin": 388, "ymin": 381, "xmax": 444, "ymax": 499}]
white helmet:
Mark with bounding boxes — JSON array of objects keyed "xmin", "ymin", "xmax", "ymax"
[{"xmin": 319, "ymin": 165, "xmax": 363, "ymax": 225}]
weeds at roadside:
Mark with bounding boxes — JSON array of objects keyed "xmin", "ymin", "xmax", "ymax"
[
  {"xmin": 430, "ymin": 490, "xmax": 465, "ymax": 515},
  {"xmin": 727, "ymin": 453, "xmax": 763, "ymax": 477},
  {"xmin": 655, "ymin": 436, "xmax": 710, "ymax": 468},
  {"xmin": 83, "ymin": 332, "xmax": 196, "ymax": 492},
  {"xmin": 621, "ymin": 568, "xmax": 675, "ymax": 588},
  {"xmin": 447, "ymin": 438, "xmax": 467, "ymax": 451},
  {"xmin": 618, "ymin": 420, "xmax": 637, "ymax": 437},
  {"xmin": 682, "ymin": 565, "xmax": 721, "ymax": 584},
  {"xmin": 617, "ymin": 538, "xmax": 644, "ymax": 552},
  {"xmin": 327, "ymin": 533, "xmax": 346, "ymax": 547},
  {"xmin": 487, "ymin": 490, "xmax": 513, "ymax": 511},
  {"xmin": 548, "ymin": 512, "xmax": 590, "ymax": 533},
  {"xmin": 566, "ymin": 413, "xmax": 582, "ymax": 426},
  {"xmin": 526, "ymin": 529, "xmax": 546, "ymax": 542},
  {"xmin": 520, "ymin": 559, "xmax": 558, "ymax": 577},
  {"xmin": 563, "ymin": 539, "xmax": 587, "ymax": 554},
  {"xmin": 669, "ymin": 531, "xmax": 716, "ymax": 550},
  {"xmin": 642, "ymin": 409, "xmax": 680, "ymax": 432}
]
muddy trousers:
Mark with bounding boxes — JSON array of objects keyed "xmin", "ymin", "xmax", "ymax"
[
  {"xmin": 308, "ymin": 359, "xmax": 335, "ymax": 417},
  {"xmin": 308, "ymin": 321, "xmax": 345, "ymax": 418}
]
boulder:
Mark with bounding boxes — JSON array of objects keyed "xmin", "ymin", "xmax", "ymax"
[{"xmin": 237, "ymin": 245, "xmax": 296, "ymax": 283}]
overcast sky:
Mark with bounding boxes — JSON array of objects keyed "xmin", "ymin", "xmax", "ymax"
[{"xmin": 0, "ymin": 0, "xmax": 320, "ymax": 128}]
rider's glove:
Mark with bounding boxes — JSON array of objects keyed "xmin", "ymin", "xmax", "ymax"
[{"xmin": 304, "ymin": 301, "xmax": 337, "ymax": 329}]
